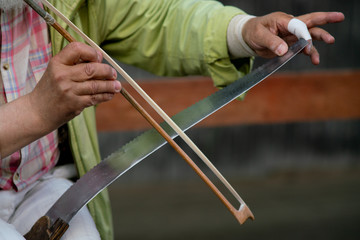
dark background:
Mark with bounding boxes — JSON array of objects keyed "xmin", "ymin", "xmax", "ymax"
[{"xmin": 98, "ymin": 1, "xmax": 360, "ymax": 239}]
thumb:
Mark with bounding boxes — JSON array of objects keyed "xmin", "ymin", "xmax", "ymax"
[{"xmin": 257, "ymin": 26, "xmax": 288, "ymax": 56}]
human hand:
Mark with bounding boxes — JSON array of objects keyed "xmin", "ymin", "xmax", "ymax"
[
  {"xmin": 242, "ymin": 11, "xmax": 345, "ymax": 64},
  {"xmin": 29, "ymin": 42, "xmax": 121, "ymax": 131}
]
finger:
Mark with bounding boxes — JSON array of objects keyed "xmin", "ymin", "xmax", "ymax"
[
  {"xmin": 55, "ymin": 42, "xmax": 102, "ymax": 65},
  {"xmin": 298, "ymin": 12, "xmax": 345, "ymax": 29},
  {"xmin": 309, "ymin": 27, "xmax": 335, "ymax": 44},
  {"xmin": 304, "ymin": 45, "xmax": 320, "ymax": 65},
  {"xmin": 310, "ymin": 47, "xmax": 320, "ymax": 65},
  {"xmin": 82, "ymin": 93, "xmax": 116, "ymax": 108},
  {"xmin": 68, "ymin": 62, "xmax": 117, "ymax": 82},
  {"xmin": 74, "ymin": 80, "xmax": 121, "ymax": 96}
]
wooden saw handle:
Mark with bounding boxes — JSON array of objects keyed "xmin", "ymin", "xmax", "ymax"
[{"xmin": 24, "ymin": 216, "xmax": 69, "ymax": 240}]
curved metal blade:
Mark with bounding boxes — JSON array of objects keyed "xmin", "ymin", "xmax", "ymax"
[{"xmin": 46, "ymin": 39, "xmax": 308, "ymax": 225}]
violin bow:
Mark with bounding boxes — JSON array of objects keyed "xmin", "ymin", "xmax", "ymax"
[{"xmin": 24, "ymin": 0, "xmax": 253, "ymax": 233}]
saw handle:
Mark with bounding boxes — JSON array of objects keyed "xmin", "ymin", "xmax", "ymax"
[{"xmin": 24, "ymin": 216, "xmax": 69, "ymax": 240}]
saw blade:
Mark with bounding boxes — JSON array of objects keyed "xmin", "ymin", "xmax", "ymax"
[{"xmin": 45, "ymin": 39, "xmax": 308, "ymax": 225}]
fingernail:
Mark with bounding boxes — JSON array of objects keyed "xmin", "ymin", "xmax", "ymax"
[
  {"xmin": 97, "ymin": 51, "xmax": 102, "ymax": 62},
  {"xmin": 328, "ymin": 36, "xmax": 335, "ymax": 43},
  {"xmin": 114, "ymin": 81, "xmax": 121, "ymax": 92},
  {"xmin": 306, "ymin": 44, "xmax": 312, "ymax": 54},
  {"xmin": 275, "ymin": 43, "xmax": 287, "ymax": 56},
  {"xmin": 112, "ymin": 68, "xmax": 117, "ymax": 79}
]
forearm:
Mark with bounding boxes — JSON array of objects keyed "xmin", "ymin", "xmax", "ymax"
[{"xmin": 0, "ymin": 94, "xmax": 50, "ymax": 158}]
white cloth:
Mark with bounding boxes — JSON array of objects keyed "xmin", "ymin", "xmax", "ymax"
[
  {"xmin": 226, "ymin": 14, "xmax": 257, "ymax": 58},
  {"xmin": 0, "ymin": 166, "xmax": 100, "ymax": 240}
]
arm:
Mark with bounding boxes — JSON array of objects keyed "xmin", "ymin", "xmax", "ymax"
[
  {"xmin": 0, "ymin": 42, "xmax": 120, "ymax": 158},
  {"xmin": 97, "ymin": 0, "xmax": 251, "ymax": 87},
  {"xmin": 97, "ymin": 1, "xmax": 343, "ymax": 87}
]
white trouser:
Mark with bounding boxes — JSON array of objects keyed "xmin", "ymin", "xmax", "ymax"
[{"xmin": 0, "ymin": 166, "xmax": 100, "ymax": 240}]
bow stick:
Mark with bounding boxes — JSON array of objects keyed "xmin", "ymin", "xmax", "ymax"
[
  {"xmin": 38, "ymin": 0, "xmax": 254, "ymax": 220},
  {"xmin": 36, "ymin": 0, "xmax": 249, "ymax": 212},
  {"xmin": 24, "ymin": 0, "xmax": 253, "ymax": 231}
]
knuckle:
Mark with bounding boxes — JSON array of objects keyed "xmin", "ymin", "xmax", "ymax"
[
  {"xmin": 89, "ymin": 93, "xmax": 114, "ymax": 105},
  {"xmin": 104, "ymin": 93, "xmax": 114, "ymax": 101},
  {"xmin": 90, "ymin": 94, "xmax": 97, "ymax": 105},
  {"xmin": 90, "ymin": 81, "xmax": 99, "ymax": 95},
  {"xmin": 268, "ymin": 38, "xmax": 279, "ymax": 47},
  {"xmin": 98, "ymin": 93, "xmax": 114, "ymax": 103},
  {"xmin": 108, "ymin": 93, "xmax": 115, "ymax": 100},
  {"xmin": 59, "ymin": 82, "xmax": 71, "ymax": 96},
  {"xmin": 65, "ymin": 102, "xmax": 84, "ymax": 119},
  {"xmin": 84, "ymin": 95, "xmax": 97, "ymax": 108},
  {"xmin": 73, "ymin": 108, "xmax": 83, "ymax": 117},
  {"xmin": 53, "ymin": 71, "xmax": 65, "ymax": 83},
  {"xmin": 84, "ymin": 63, "xmax": 96, "ymax": 78},
  {"xmin": 107, "ymin": 81, "xmax": 115, "ymax": 92},
  {"xmin": 68, "ymin": 42, "xmax": 83, "ymax": 52},
  {"xmin": 272, "ymin": 11, "xmax": 289, "ymax": 18}
]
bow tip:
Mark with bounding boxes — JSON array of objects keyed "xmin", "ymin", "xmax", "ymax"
[{"xmin": 234, "ymin": 204, "xmax": 255, "ymax": 225}]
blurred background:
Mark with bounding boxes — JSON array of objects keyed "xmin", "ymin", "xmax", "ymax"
[{"xmin": 96, "ymin": 0, "xmax": 360, "ymax": 239}]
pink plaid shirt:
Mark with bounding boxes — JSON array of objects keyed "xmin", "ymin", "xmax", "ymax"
[{"xmin": 0, "ymin": 5, "xmax": 59, "ymax": 191}]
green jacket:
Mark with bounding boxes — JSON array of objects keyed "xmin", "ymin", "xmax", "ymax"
[{"xmin": 46, "ymin": 0, "xmax": 251, "ymax": 239}]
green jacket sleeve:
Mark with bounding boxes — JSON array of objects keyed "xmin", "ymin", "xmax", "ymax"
[{"xmin": 97, "ymin": 0, "xmax": 253, "ymax": 88}]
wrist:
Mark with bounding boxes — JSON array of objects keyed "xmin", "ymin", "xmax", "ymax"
[
  {"xmin": 227, "ymin": 14, "xmax": 256, "ymax": 58},
  {"xmin": 27, "ymin": 91, "xmax": 56, "ymax": 134},
  {"xmin": 0, "ymin": 94, "xmax": 51, "ymax": 158}
]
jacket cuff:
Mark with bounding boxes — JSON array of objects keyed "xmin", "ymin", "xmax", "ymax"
[
  {"xmin": 227, "ymin": 14, "xmax": 257, "ymax": 58},
  {"xmin": 203, "ymin": 6, "xmax": 253, "ymax": 89}
]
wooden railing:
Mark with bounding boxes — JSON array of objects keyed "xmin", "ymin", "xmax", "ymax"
[{"xmin": 96, "ymin": 70, "xmax": 360, "ymax": 132}]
